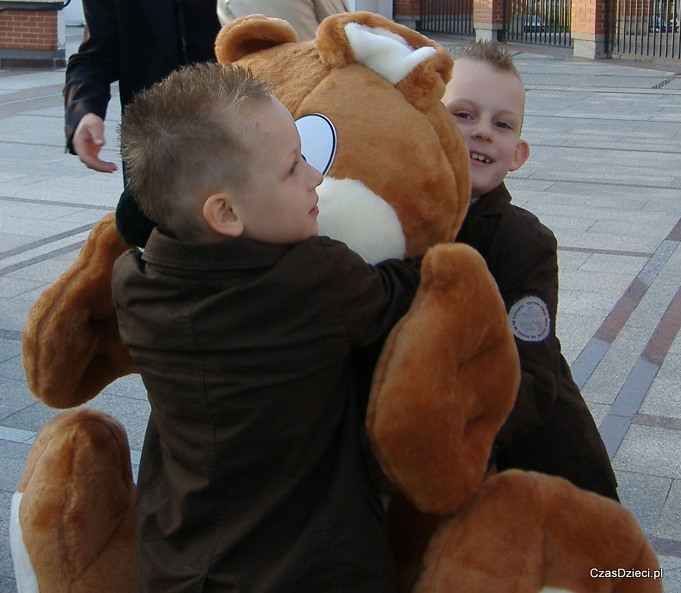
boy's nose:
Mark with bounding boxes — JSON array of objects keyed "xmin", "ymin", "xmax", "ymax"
[
  {"xmin": 471, "ymin": 120, "xmax": 493, "ymax": 141},
  {"xmin": 310, "ymin": 164, "xmax": 324, "ymax": 188}
]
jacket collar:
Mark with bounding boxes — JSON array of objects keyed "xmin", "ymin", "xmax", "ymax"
[
  {"xmin": 468, "ymin": 183, "xmax": 512, "ymax": 218},
  {"xmin": 455, "ymin": 183, "xmax": 511, "ymax": 247},
  {"xmin": 142, "ymin": 228, "xmax": 295, "ymax": 274}
]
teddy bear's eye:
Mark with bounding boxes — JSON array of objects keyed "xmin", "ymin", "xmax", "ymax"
[{"xmin": 295, "ymin": 113, "xmax": 337, "ymax": 175}]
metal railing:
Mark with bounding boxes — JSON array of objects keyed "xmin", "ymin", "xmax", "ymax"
[
  {"xmin": 503, "ymin": 0, "xmax": 572, "ymax": 46},
  {"xmin": 419, "ymin": 0, "xmax": 571, "ymax": 47},
  {"xmin": 612, "ymin": 0, "xmax": 680, "ymax": 59},
  {"xmin": 419, "ymin": 0, "xmax": 474, "ymax": 36}
]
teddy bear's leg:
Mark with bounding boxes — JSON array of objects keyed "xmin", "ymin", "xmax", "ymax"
[
  {"xmin": 538, "ymin": 472, "xmax": 662, "ymax": 593},
  {"xmin": 22, "ymin": 213, "xmax": 136, "ymax": 408},
  {"xmin": 412, "ymin": 471, "xmax": 662, "ymax": 593},
  {"xmin": 412, "ymin": 470, "xmax": 545, "ymax": 593},
  {"xmin": 11, "ymin": 408, "xmax": 136, "ymax": 593},
  {"xmin": 366, "ymin": 243, "xmax": 520, "ymax": 516}
]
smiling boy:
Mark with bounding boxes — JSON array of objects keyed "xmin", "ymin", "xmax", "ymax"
[
  {"xmin": 444, "ymin": 41, "xmax": 529, "ymax": 199},
  {"xmin": 113, "ymin": 62, "xmax": 419, "ymax": 593},
  {"xmin": 444, "ymin": 41, "xmax": 619, "ymax": 501}
]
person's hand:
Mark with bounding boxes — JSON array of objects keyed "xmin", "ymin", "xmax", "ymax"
[{"xmin": 72, "ymin": 113, "xmax": 118, "ymax": 173}]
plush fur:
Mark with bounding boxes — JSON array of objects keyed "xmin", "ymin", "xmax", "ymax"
[
  {"xmin": 11, "ymin": 409, "xmax": 135, "ymax": 593},
  {"xmin": 216, "ymin": 12, "xmax": 470, "ymax": 260},
  {"xmin": 367, "ymin": 242, "xmax": 517, "ymax": 515},
  {"xmin": 13, "ymin": 12, "xmax": 660, "ymax": 593},
  {"xmin": 22, "ymin": 212, "xmax": 134, "ymax": 408},
  {"xmin": 416, "ymin": 470, "xmax": 661, "ymax": 593}
]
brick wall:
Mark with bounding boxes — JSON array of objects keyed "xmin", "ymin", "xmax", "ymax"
[
  {"xmin": 0, "ymin": 9, "xmax": 58, "ymax": 50},
  {"xmin": 474, "ymin": 0, "xmax": 504, "ymax": 24},
  {"xmin": 394, "ymin": 0, "xmax": 420, "ymax": 17},
  {"xmin": 571, "ymin": 0, "xmax": 606, "ymax": 33},
  {"xmin": 0, "ymin": 4, "xmax": 65, "ymax": 67}
]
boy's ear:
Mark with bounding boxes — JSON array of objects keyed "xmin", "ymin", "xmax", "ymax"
[
  {"xmin": 510, "ymin": 139, "xmax": 530, "ymax": 172},
  {"xmin": 203, "ymin": 192, "xmax": 244, "ymax": 237}
]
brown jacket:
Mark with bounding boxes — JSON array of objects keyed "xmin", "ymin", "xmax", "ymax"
[
  {"xmin": 456, "ymin": 183, "xmax": 619, "ymax": 500},
  {"xmin": 113, "ymin": 231, "xmax": 419, "ymax": 593}
]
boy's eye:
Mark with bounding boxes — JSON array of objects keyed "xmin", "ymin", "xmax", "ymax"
[
  {"xmin": 289, "ymin": 159, "xmax": 299, "ymax": 175},
  {"xmin": 452, "ymin": 112, "xmax": 472, "ymax": 121}
]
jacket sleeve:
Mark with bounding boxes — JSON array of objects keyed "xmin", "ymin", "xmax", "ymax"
[
  {"xmin": 63, "ymin": 0, "xmax": 119, "ymax": 153},
  {"xmin": 491, "ymin": 213, "xmax": 565, "ymax": 447},
  {"xmin": 322, "ymin": 239, "xmax": 420, "ymax": 348}
]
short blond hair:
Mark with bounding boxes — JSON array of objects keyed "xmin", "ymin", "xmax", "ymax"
[
  {"xmin": 120, "ymin": 62, "xmax": 272, "ymax": 239},
  {"xmin": 452, "ymin": 40, "xmax": 522, "ymax": 83},
  {"xmin": 452, "ymin": 40, "xmax": 525, "ymax": 128}
]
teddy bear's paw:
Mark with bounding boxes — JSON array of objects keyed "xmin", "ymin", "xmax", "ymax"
[
  {"xmin": 22, "ymin": 213, "xmax": 135, "ymax": 408},
  {"xmin": 413, "ymin": 470, "xmax": 662, "ymax": 593},
  {"xmin": 367, "ymin": 243, "xmax": 520, "ymax": 516},
  {"xmin": 12, "ymin": 408, "xmax": 136, "ymax": 593}
]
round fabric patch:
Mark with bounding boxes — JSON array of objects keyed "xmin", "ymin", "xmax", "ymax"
[{"xmin": 508, "ymin": 296, "xmax": 551, "ymax": 342}]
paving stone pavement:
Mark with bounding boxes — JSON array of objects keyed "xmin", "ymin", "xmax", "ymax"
[{"xmin": 0, "ymin": 27, "xmax": 680, "ymax": 592}]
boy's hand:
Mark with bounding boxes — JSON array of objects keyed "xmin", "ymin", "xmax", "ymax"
[{"xmin": 73, "ymin": 113, "xmax": 118, "ymax": 173}]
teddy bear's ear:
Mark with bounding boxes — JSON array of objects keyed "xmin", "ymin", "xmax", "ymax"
[
  {"xmin": 316, "ymin": 11, "xmax": 453, "ymax": 110},
  {"xmin": 215, "ymin": 14, "xmax": 299, "ymax": 64}
]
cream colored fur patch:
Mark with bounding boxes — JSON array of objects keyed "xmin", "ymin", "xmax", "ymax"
[
  {"xmin": 9, "ymin": 492, "xmax": 39, "ymax": 593},
  {"xmin": 344, "ymin": 22, "xmax": 436, "ymax": 84},
  {"xmin": 317, "ymin": 176, "xmax": 405, "ymax": 264}
]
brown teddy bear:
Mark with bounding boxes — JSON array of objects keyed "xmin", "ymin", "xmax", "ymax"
[{"xmin": 13, "ymin": 11, "xmax": 660, "ymax": 593}]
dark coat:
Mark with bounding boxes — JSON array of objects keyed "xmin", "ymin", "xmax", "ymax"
[
  {"xmin": 63, "ymin": 0, "xmax": 221, "ymax": 246},
  {"xmin": 113, "ymin": 231, "xmax": 420, "ymax": 593},
  {"xmin": 456, "ymin": 183, "xmax": 619, "ymax": 500},
  {"xmin": 64, "ymin": 0, "xmax": 221, "ymax": 150}
]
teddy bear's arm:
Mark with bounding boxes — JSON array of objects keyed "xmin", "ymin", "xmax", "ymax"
[
  {"xmin": 366, "ymin": 243, "xmax": 520, "ymax": 516},
  {"xmin": 22, "ymin": 213, "xmax": 135, "ymax": 408}
]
